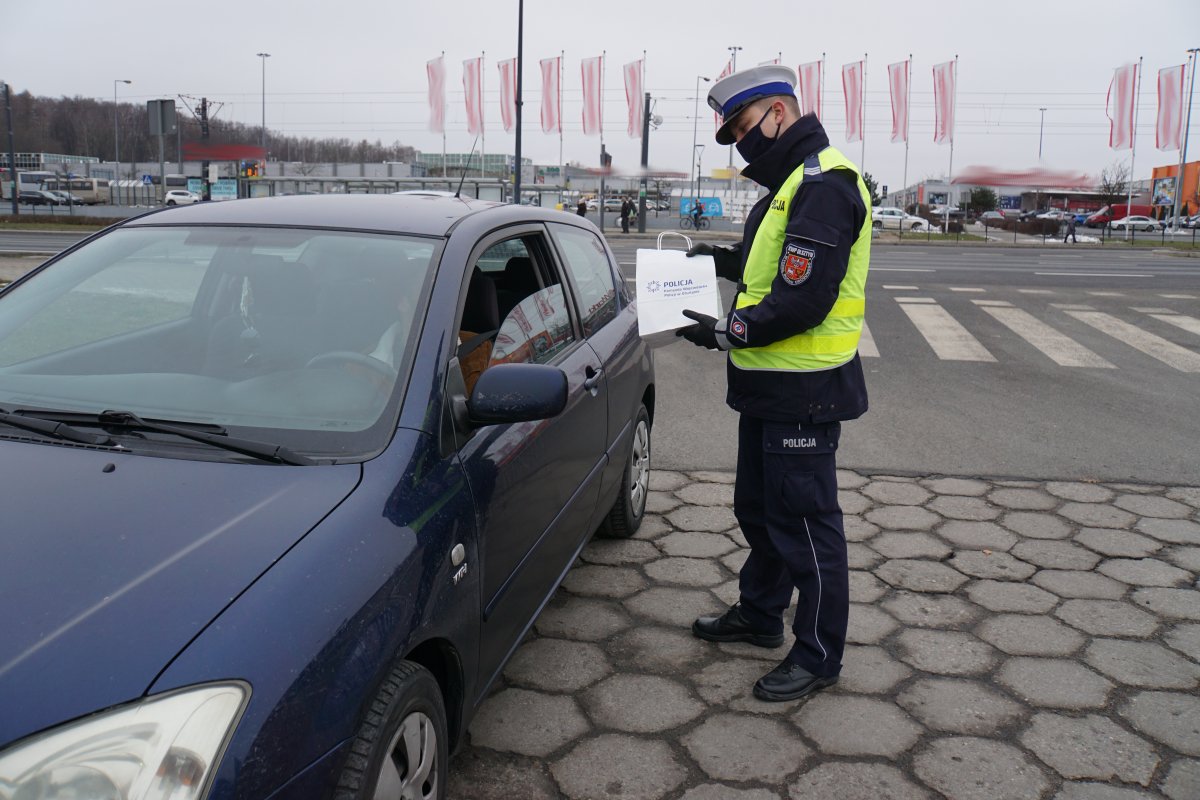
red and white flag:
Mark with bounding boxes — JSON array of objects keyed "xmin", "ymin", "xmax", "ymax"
[
  {"xmin": 581, "ymin": 55, "xmax": 603, "ymax": 136},
  {"xmin": 498, "ymin": 58, "xmax": 517, "ymax": 133},
  {"xmin": 888, "ymin": 60, "xmax": 909, "ymax": 143},
  {"xmin": 463, "ymin": 56, "xmax": 484, "ymax": 136},
  {"xmin": 797, "ymin": 60, "xmax": 822, "ymax": 119},
  {"xmin": 540, "ymin": 56, "xmax": 561, "ymax": 133},
  {"xmin": 1157, "ymin": 64, "xmax": 1185, "ymax": 151},
  {"xmin": 932, "ymin": 60, "xmax": 956, "ymax": 145},
  {"xmin": 759, "ymin": 57, "xmax": 781, "ymax": 66},
  {"xmin": 623, "ymin": 59, "xmax": 644, "ymax": 138},
  {"xmin": 1107, "ymin": 62, "xmax": 1137, "ymax": 150},
  {"xmin": 427, "ymin": 56, "xmax": 446, "ymax": 134},
  {"xmin": 714, "ymin": 59, "xmax": 733, "ymax": 131},
  {"xmin": 842, "ymin": 61, "xmax": 864, "ymax": 143}
]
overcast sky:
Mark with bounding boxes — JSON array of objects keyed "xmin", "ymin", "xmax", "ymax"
[{"xmin": 8, "ymin": 0, "xmax": 1200, "ymax": 190}]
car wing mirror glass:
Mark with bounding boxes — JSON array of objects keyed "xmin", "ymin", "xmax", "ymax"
[{"xmin": 468, "ymin": 363, "xmax": 568, "ymax": 425}]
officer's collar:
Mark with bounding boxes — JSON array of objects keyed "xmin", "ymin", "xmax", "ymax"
[{"xmin": 740, "ymin": 113, "xmax": 830, "ymax": 191}]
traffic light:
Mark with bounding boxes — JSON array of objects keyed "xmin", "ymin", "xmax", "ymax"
[{"xmin": 600, "ymin": 145, "xmax": 612, "ymax": 169}]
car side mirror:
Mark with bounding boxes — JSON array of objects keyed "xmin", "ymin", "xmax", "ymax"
[{"xmin": 468, "ymin": 363, "xmax": 568, "ymax": 425}]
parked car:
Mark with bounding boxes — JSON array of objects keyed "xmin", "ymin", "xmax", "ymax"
[
  {"xmin": 1035, "ymin": 209, "xmax": 1067, "ymax": 221},
  {"xmin": 978, "ymin": 211, "xmax": 1005, "ymax": 225},
  {"xmin": 872, "ymin": 206, "xmax": 929, "ymax": 230},
  {"xmin": 1072, "ymin": 212, "xmax": 1090, "ymax": 225},
  {"xmin": 46, "ymin": 190, "xmax": 84, "ymax": 205},
  {"xmin": 18, "ymin": 190, "xmax": 61, "ymax": 206},
  {"xmin": 1109, "ymin": 215, "xmax": 1160, "ymax": 232},
  {"xmin": 164, "ymin": 189, "xmax": 202, "ymax": 206},
  {"xmin": 602, "ymin": 197, "xmax": 623, "ymax": 212},
  {"xmin": 0, "ymin": 194, "xmax": 654, "ymax": 800}
]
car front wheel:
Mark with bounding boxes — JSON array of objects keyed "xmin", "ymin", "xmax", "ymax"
[
  {"xmin": 335, "ymin": 661, "xmax": 447, "ymax": 800},
  {"xmin": 599, "ymin": 404, "xmax": 651, "ymax": 538}
]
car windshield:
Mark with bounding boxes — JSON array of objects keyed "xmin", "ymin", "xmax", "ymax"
[{"xmin": 0, "ymin": 225, "xmax": 440, "ymax": 460}]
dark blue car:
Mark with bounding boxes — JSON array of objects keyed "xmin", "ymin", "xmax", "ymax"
[{"xmin": 0, "ymin": 194, "xmax": 654, "ymax": 799}]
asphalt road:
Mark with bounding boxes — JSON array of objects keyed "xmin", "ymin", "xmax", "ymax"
[{"xmin": 607, "ymin": 240, "xmax": 1200, "ymax": 485}]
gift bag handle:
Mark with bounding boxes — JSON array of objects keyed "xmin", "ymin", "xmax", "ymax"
[{"xmin": 656, "ymin": 231, "xmax": 693, "ymax": 251}]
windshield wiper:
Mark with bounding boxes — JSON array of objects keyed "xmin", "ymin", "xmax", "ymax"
[
  {"xmin": 0, "ymin": 407, "xmax": 115, "ymax": 446},
  {"xmin": 96, "ymin": 410, "xmax": 314, "ymax": 466}
]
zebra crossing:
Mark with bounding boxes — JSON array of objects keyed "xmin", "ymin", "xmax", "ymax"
[{"xmin": 862, "ymin": 288, "xmax": 1200, "ymax": 374}]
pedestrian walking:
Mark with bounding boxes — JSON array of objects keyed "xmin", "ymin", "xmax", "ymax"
[
  {"xmin": 1064, "ymin": 214, "xmax": 1077, "ymax": 244},
  {"xmin": 677, "ymin": 65, "xmax": 871, "ymax": 702},
  {"xmin": 576, "ymin": 199, "xmax": 587, "ymax": 217},
  {"xmin": 619, "ymin": 197, "xmax": 632, "ymax": 233}
]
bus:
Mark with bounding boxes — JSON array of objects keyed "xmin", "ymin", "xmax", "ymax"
[
  {"xmin": 42, "ymin": 177, "xmax": 111, "ymax": 205},
  {"xmin": 0, "ymin": 170, "xmax": 56, "ymax": 201}
]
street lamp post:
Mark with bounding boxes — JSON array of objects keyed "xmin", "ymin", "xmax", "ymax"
[
  {"xmin": 691, "ymin": 75, "xmax": 710, "ymax": 218},
  {"xmin": 257, "ymin": 53, "xmax": 271, "ymax": 160},
  {"xmin": 1038, "ymin": 107, "xmax": 1047, "ymax": 161},
  {"xmin": 727, "ymin": 46, "xmax": 742, "ymax": 211},
  {"xmin": 114, "ymin": 79, "xmax": 131, "ymax": 204},
  {"xmin": 694, "ymin": 145, "xmax": 705, "ymax": 219}
]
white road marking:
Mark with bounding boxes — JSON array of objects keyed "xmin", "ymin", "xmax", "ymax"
[
  {"xmin": 1087, "ymin": 291, "xmax": 1125, "ymax": 297},
  {"xmin": 859, "ymin": 322, "xmax": 880, "ymax": 357},
  {"xmin": 973, "ymin": 300, "xmax": 1013, "ymax": 307},
  {"xmin": 1150, "ymin": 313, "xmax": 1200, "ymax": 338},
  {"xmin": 1050, "ymin": 303, "xmax": 1096, "ymax": 310},
  {"xmin": 974, "ymin": 302, "xmax": 1114, "ymax": 368},
  {"xmin": 1035, "ymin": 272, "xmax": 1154, "ymax": 278},
  {"xmin": 950, "ymin": 287, "xmax": 986, "ymax": 293},
  {"xmin": 898, "ymin": 301, "xmax": 997, "ymax": 362},
  {"xmin": 882, "ymin": 284, "xmax": 920, "ymax": 290},
  {"xmin": 873, "ymin": 267, "xmax": 936, "ymax": 272},
  {"xmin": 1018, "ymin": 289, "xmax": 1055, "ymax": 294},
  {"xmin": 896, "ymin": 297, "xmax": 937, "ymax": 304},
  {"xmin": 1160, "ymin": 293, "xmax": 1197, "ymax": 299},
  {"xmin": 1132, "ymin": 307, "xmax": 1175, "ymax": 313},
  {"xmin": 1065, "ymin": 310, "xmax": 1200, "ymax": 373}
]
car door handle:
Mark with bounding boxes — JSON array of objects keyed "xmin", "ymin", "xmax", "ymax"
[{"xmin": 583, "ymin": 366, "xmax": 604, "ymax": 392}]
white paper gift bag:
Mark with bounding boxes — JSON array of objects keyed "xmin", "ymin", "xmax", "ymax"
[{"xmin": 635, "ymin": 233, "xmax": 723, "ymax": 337}]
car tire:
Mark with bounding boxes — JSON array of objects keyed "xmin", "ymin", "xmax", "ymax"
[
  {"xmin": 911, "ymin": 222, "xmax": 922, "ymax": 231},
  {"xmin": 598, "ymin": 404, "xmax": 651, "ymax": 539},
  {"xmin": 167, "ymin": 200, "xmax": 176, "ymax": 206},
  {"xmin": 872, "ymin": 220, "xmax": 882, "ymax": 229},
  {"xmin": 335, "ymin": 660, "xmax": 447, "ymax": 800}
]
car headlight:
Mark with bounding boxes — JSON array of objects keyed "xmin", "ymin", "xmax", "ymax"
[{"xmin": 0, "ymin": 683, "xmax": 247, "ymax": 800}]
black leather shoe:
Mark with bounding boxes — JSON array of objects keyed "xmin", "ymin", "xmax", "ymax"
[
  {"xmin": 692, "ymin": 603, "xmax": 784, "ymax": 648},
  {"xmin": 752, "ymin": 660, "xmax": 838, "ymax": 702}
]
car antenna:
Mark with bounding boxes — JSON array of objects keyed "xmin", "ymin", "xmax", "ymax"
[{"xmin": 454, "ymin": 137, "xmax": 479, "ymax": 200}]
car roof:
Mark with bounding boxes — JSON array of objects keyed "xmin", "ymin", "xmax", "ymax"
[{"xmin": 121, "ymin": 193, "xmax": 568, "ymax": 237}]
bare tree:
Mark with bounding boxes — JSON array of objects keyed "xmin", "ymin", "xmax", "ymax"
[{"xmin": 1098, "ymin": 161, "xmax": 1130, "ymax": 209}]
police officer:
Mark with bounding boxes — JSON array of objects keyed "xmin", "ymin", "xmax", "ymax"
[{"xmin": 676, "ymin": 65, "xmax": 870, "ymax": 702}]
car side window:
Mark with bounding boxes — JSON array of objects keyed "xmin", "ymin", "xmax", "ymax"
[{"xmin": 549, "ymin": 224, "xmax": 618, "ymax": 337}]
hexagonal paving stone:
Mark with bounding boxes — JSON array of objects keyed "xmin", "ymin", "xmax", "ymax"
[
  {"xmin": 1020, "ymin": 713, "xmax": 1158, "ymax": 786},
  {"xmin": 1000, "ymin": 511, "xmax": 1073, "ymax": 540},
  {"xmin": 997, "ymin": 657, "xmax": 1114, "ymax": 709},
  {"xmin": 865, "ymin": 505, "xmax": 941, "ymax": 531},
  {"xmin": 921, "ymin": 476, "xmax": 990, "ymax": 496},
  {"xmin": 862, "ymin": 481, "xmax": 932, "ymax": 506},
  {"xmin": 1046, "ymin": 481, "xmax": 1115, "ymax": 503},
  {"xmin": 1031, "ymin": 569, "xmax": 1127, "ymax": 600},
  {"xmin": 561, "ymin": 565, "xmax": 648, "ymax": 599},
  {"xmin": 633, "ymin": 514, "xmax": 672, "ymax": 541},
  {"xmin": 469, "ymin": 688, "xmax": 591, "ymax": 757},
  {"xmin": 580, "ymin": 538, "xmax": 661, "ymax": 566},
  {"xmin": 582, "ymin": 674, "xmax": 704, "ymax": 733},
  {"xmin": 712, "ymin": 578, "xmax": 740, "ymax": 606},
  {"xmin": 1131, "ymin": 587, "xmax": 1200, "ymax": 620},
  {"xmin": 723, "ymin": 527, "xmax": 749, "ymax": 548},
  {"xmin": 846, "ymin": 542, "xmax": 883, "ymax": 570},
  {"xmin": 1164, "ymin": 623, "xmax": 1200, "ymax": 662},
  {"xmin": 794, "ymin": 695, "xmax": 923, "ymax": 757},
  {"xmin": 874, "ymin": 559, "xmax": 968, "ymax": 594},
  {"xmin": 1053, "ymin": 782, "xmax": 1162, "ymax": 800},
  {"xmin": 623, "ymin": 586, "xmax": 723, "ymax": 627},
  {"xmin": 838, "ymin": 490, "xmax": 871, "ymax": 515},
  {"xmin": 643, "ymin": 556, "xmax": 726, "ymax": 587},
  {"xmin": 988, "ymin": 487, "xmax": 1059, "ymax": 510},
  {"xmin": 675, "ymin": 482, "xmax": 736, "ymax": 507},
  {"xmin": 684, "ymin": 714, "xmax": 809, "ymax": 783},
  {"xmin": 948, "ymin": 550, "xmax": 1037, "ymax": 581},
  {"xmin": 935, "ymin": 521, "xmax": 1019, "ymax": 552},
  {"xmin": 977, "ymin": 614, "xmax": 1085, "ymax": 656},
  {"xmin": 1114, "ymin": 493, "xmax": 1193, "ymax": 518},
  {"xmin": 789, "ymin": 763, "xmax": 930, "ymax": 800},
  {"xmin": 1164, "ymin": 545, "xmax": 1200, "ymax": 572},
  {"xmin": 881, "ymin": 591, "xmax": 982, "ymax": 629},
  {"xmin": 1097, "ymin": 557, "xmax": 1192, "ymax": 587},
  {"xmin": 1084, "ymin": 639, "xmax": 1200, "ymax": 689},
  {"xmin": 896, "ymin": 629, "xmax": 998, "ymax": 675},
  {"xmin": 926, "ymin": 495, "xmax": 1001, "ymax": 521},
  {"xmin": 913, "ymin": 737, "xmax": 1050, "ymax": 800},
  {"xmin": 688, "ymin": 470, "xmax": 736, "ymax": 484},
  {"xmin": 505, "ymin": 639, "xmax": 612, "ymax": 692},
  {"xmin": 846, "ymin": 603, "xmax": 899, "ymax": 645},
  {"xmin": 648, "ymin": 470, "xmax": 688, "ymax": 492},
  {"xmin": 446, "ymin": 749, "xmax": 561, "ymax": 800},
  {"xmin": 645, "ymin": 491, "xmax": 682, "ymax": 514},
  {"xmin": 535, "ymin": 595, "xmax": 633, "ymax": 641},
  {"xmin": 1120, "ymin": 691, "xmax": 1200, "ymax": 757},
  {"xmin": 691, "ymin": 659, "xmax": 785, "ymax": 713},
  {"xmin": 609, "ymin": 626, "xmax": 711, "ymax": 673},
  {"xmin": 837, "ymin": 645, "xmax": 913, "ymax": 694},
  {"xmin": 869, "ymin": 532, "xmax": 952, "ymax": 561},
  {"xmin": 667, "ymin": 504, "xmax": 739, "ymax": 533},
  {"xmin": 965, "ymin": 580, "xmax": 1060, "ymax": 613},
  {"xmin": 721, "ymin": 548, "xmax": 749, "ymax": 574},
  {"xmin": 1011, "ymin": 539, "xmax": 1101, "ymax": 570},
  {"xmin": 1075, "ymin": 527, "xmax": 1163, "ymax": 558},
  {"xmin": 848, "ymin": 570, "xmax": 889, "ymax": 602},
  {"xmin": 837, "ymin": 468, "xmax": 869, "ymax": 489},
  {"xmin": 679, "ymin": 786, "xmax": 781, "ymax": 800},
  {"xmin": 1162, "ymin": 759, "xmax": 1200, "ymax": 800},
  {"xmin": 1166, "ymin": 486, "xmax": 1200, "ymax": 508},
  {"xmin": 897, "ymin": 678, "xmax": 1024, "ymax": 734},
  {"xmin": 1054, "ymin": 599, "xmax": 1159, "ymax": 638},
  {"xmin": 657, "ymin": 531, "xmax": 736, "ymax": 559},
  {"xmin": 844, "ymin": 515, "xmax": 881, "ymax": 542},
  {"xmin": 1135, "ymin": 518, "xmax": 1200, "ymax": 545},
  {"xmin": 551, "ymin": 734, "xmax": 687, "ymax": 800}
]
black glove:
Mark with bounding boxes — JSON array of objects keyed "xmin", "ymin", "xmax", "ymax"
[
  {"xmin": 685, "ymin": 243, "xmax": 716, "ymax": 258},
  {"xmin": 675, "ymin": 309, "xmax": 724, "ymax": 350},
  {"xmin": 686, "ymin": 242, "xmax": 740, "ymax": 281}
]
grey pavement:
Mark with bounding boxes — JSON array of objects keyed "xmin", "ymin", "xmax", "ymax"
[{"xmin": 450, "ymin": 470, "xmax": 1200, "ymax": 800}]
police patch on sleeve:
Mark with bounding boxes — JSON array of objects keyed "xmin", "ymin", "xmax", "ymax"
[
  {"xmin": 779, "ymin": 241, "xmax": 815, "ymax": 286},
  {"xmin": 729, "ymin": 312, "xmax": 748, "ymax": 343}
]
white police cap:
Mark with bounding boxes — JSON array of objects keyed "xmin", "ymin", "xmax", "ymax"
[{"xmin": 708, "ymin": 65, "xmax": 797, "ymax": 145}]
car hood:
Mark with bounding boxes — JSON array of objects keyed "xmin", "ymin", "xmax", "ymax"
[{"xmin": 0, "ymin": 439, "xmax": 361, "ymax": 747}]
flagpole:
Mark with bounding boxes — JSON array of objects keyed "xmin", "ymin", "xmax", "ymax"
[
  {"xmin": 480, "ymin": 51, "xmax": 486, "ymax": 180},
  {"xmin": 441, "ymin": 51, "xmax": 446, "ymax": 184},
  {"xmin": 945, "ymin": 55, "xmax": 957, "ymax": 234},
  {"xmin": 559, "ymin": 50, "xmax": 564, "ymax": 207},
  {"xmin": 861, "ymin": 53, "xmax": 868, "ymax": 174},
  {"xmin": 820, "ymin": 52, "xmax": 826, "ymax": 121},
  {"xmin": 902, "ymin": 55, "xmax": 911, "ymax": 212},
  {"xmin": 1126, "ymin": 56, "xmax": 1142, "ymax": 239},
  {"xmin": 1172, "ymin": 50, "xmax": 1198, "ymax": 228}
]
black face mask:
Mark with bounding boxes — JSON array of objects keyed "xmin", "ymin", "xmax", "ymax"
[{"xmin": 735, "ymin": 106, "xmax": 780, "ymax": 164}]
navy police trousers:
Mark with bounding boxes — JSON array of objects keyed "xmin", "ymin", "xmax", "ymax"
[{"xmin": 733, "ymin": 414, "xmax": 849, "ymax": 678}]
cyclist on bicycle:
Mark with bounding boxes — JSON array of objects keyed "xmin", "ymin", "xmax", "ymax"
[{"xmin": 692, "ymin": 200, "xmax": 704, "ymax": 229}]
